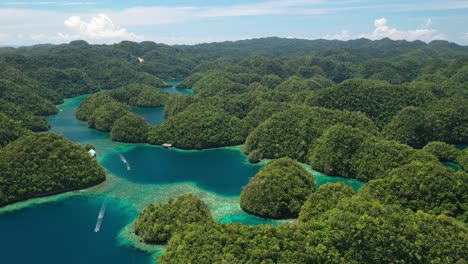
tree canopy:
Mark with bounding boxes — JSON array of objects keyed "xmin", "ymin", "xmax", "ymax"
[
  {"xmin": 240, "ymin": 157, "xmax": 315, "ymax": 219},
  {"xmin": 0, "ymin": 133, "xmax": 105, "ymax": 205},
  {"xmin": 134, "ymin": 194, "xmax": 213, "ymax": 243},
  {"xmin": 110, "ymin": 113, "xmax": 150, "ymax": 143},
  {"xmin": 148, "ymin": 104, "xmax": 246, "ymax": 149}
]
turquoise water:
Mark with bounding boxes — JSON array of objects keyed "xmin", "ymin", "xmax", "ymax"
[
  {"xmin": 219, "ymin": 212, "xmax": 282, "ymax": 226},
  {"xmin": 131, "ymin": 107, "xmax": 166, "ymax": 125},
  {"xmin": 46, "ymin": 94, "xmax": 109, "ymax": 143},
  {"xmin": 0, "ymin": 195, "xmax": 153, "ymax": 264},
  {"xmin": 101, "ymin": 145, "xmax": 263, "ymax": 196},
  {"xmin": 161, "ymin": 79, "xmax": 194, "ymax": 94},
  {"xmin": 0, "ymin": 87, "xmax": 365, "ymax": 264},
  {"xmin": 443, "ymin": 162, "xmax": 460, "ymax": 171},
  {"xmin": 455, "ymin": 144, "xmax": 467, "ymax": 150},
  {"xmin": 131, "ymin": 78, "xmax": 193, "ymax": 124},
  {"xmin": 312, "ymin": 170, "xmax": 364, "ymax": 192}
]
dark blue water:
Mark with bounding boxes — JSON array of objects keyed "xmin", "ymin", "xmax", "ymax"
[
  {"xmin": 101, "ymin": 146, "xmax": 263, "ymax": 196},
  {"xmin": 0, "ymin": 195, "xmax": 153, "ymax": 264},
  {"xmin": 131, "ymin": 107, "xmax": 166, "ymax": 125}
]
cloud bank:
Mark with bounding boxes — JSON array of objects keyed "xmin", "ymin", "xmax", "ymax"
[
  {"xmin": 0, "ymin": 0, "xmax": 466, "ymax": 45},
  {"xmin": 317, "ymin": 18, "xmax": 445, "ymax": 43},
  {"xmin": 62, "ymin": 14, "xmax": 141, "ymax": 41},
  {"xmin": 357, "ymin": 18, "xmax": 444, "ymax": 42}
]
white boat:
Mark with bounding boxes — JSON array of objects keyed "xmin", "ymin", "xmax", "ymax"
[{"xmin": 162, "ymin": 143, "xmax": 172, "ymax": 148}]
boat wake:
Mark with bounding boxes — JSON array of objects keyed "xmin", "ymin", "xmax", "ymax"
[
  {"xmin": 117, "ymin": 153, "xmax": 131, "ymax": 171},
  {"xmin": 94, "ymin": 200, "xmax": 108, "ymax": 232}
]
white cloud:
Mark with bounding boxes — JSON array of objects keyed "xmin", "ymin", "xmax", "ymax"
[
  {"xmin": 2, "ymin": 2, "xmax": 95, "ymax": 6},
  {"xmin": 358, "ymin": 17, "xmax": 445, "ymax": 42},
  {"xmin": 62, "ymin": 14, "xmax": 141, "ymax": 41},
  {"xmin": 320, "ymin": 30, "xmax": 352, "ymax": 41},
  {"xmin": 464, "ymin": 32, "xmax": 468, "ymax": 39},
  {"xmin": 0, "ymin": 1, "xmax": 463, "ymax": 46},
  {"xmin": 424, "ymin": 18, "xmax": 433, "ymax": 27}
]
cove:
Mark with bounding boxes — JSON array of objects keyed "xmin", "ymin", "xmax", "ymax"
[
  {"xmin": 162, "ymin": 79, "xmax": 194, "ymax": 94},
  {"xmin": 46, "ymin": 94, "xmax": 109, "ymax": 143},
  {"xmin": 101, "ymin": 145, "xmax": 264, "ymax": 197},
  {"xmin": 0, "ymin": 195, "xmax": 153, "ymax": 264},
  {"xmin": 131, "ymin": 107, "xmax": 166, "ymax": 125}
]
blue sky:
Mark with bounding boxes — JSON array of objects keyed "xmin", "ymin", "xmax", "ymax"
[{"xmin": 0, "ymin": 0, "xmax": 467, "ymax": 46}]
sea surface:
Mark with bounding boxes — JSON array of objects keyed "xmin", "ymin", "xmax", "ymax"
[{"xmin": 0, "ymin": 81, "xmax": 363, "ymax": 264}]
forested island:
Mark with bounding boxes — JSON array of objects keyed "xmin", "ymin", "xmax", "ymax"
[{"xmin": 0, "ymin": 37, "xmax": 467, "ymax": 263}]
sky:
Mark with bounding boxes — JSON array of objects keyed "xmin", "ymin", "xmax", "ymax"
[{"xmin": 0, "ymin": 0, "xmax": 467, "ymax": 46}]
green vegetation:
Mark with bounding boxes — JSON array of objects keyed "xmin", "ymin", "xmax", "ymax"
[
  {"xmin": 458, "ymin": 149, "xmax": 468, "ymax": 170},
  {"xmin": 32, "ymin": 67, "xmax": 99, "ymax": 98},
  {"xmin": 383, "ymin": 106, "xmax": 436, "ymax": 148},
  {"xmin": 242, "ymin": 102, "xmax": 291, "ymax": 132},
  {"xmin": 134, "ymin": 72, "xmax": 171, "ymax": 88},
  {"xmin": 146, "ymin": 193, "xmax": 467, "ymax": 264},
  {"xmin": 108, "ymin": 83, "xmax": 169, "ymax": 108},
  {"xmin": 0, "ymin": 113, "xmax": 29, "ymax": 147},
  {"xmin": 240, "ymin": 157, "xmax": 315, "ymax": 219},
  {"xmin": 306, "ymin": 79, "xmax": 435, "ymax": 127},
  {"xmin": 429, "ymin": 96, "xmax": 468, "ymax": 144},
  {"xmin": 76, "ymin": 83, "xmax": 169, "ymax": 135},
  {"xmin": 89, "ymin": 59, "xmax": 138, "ymax": 89},
  {"xmin": 361, "ymin": 161, "xmax": 468, "ymax": 222},
  {"xmin": 309, "ymin": 124, "xmax": 438, "ymax": 181},
  {"xmin": 0, "ymin": 100, "xmax": 50, "ymax": 131},
  {"xmin": 298, "ymin": 182, "xmax": 354, "ymax": 222},
  {"xmin": 423, "ymin": 141, "xmax": 460, "ymax": 162},
  {"xmin": 0, "ymin": 133, "xmax": 105, "ymax": 205},
  {"xmin": 88, "ymin": 101, "xmax": 130, "ymax": 132},
  {"xmin": 111, "ymin": 113, "xmax": 150, "ymax": 143},
  {"xmin": 148, "ymin": 104, "xmax": 246, "ymax": 149},
  {"xmin": 75, "ymin": 93, "xmax": 115, "ymax": 121},
  {"xmin": 244, "ymin": 106, "xmax": 377, "ymax": 162},
  {"xmin": 1, "ymin": 38, "xmax": 468, "ymax": 261},
  {"xmin": 0, "ymin": 79, "xmax": 57, "ymax": 116},
  {"xmin": 175, "ymin": 72, "xmax": 202, "ymax": 88},
  {"xmin": 134, "ymin": 194, "xmax": 212, "ymax": 243}
]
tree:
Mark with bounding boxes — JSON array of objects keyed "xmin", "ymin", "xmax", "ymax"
[
  {"xmin": 111, "ymin": 113, "xmax": 150, "ymax": 143},
  {"xmin": 0, "ymin": 113, "xmax": 29, "ymax": 147},
  {"xmin": 0, "ymin": 133, "xmax": 105, "ymax": 206},
  {"xmin": 240, "ymin": 157, "xmax": 315, "ymax": 219},
  {"xmin": 88, "ymin": 101, "xmax": 130, "ymax": 132},
  {"xmin": 148, "ymin": 104, "xmax": 246, "ymax": 149},
  {"xmin": 360, "ymin": 161, "xmax": 468, "ymax": 222},
  {"xmin": 423, "ymin": 141, "xmax": 460, "ymax": 162},
  {"xmin": 309, "ymin": 124, "xmax": 369, "ymax": 178},
  {"xmin": 298, "ymin": 182, "xmax": 354, "ymax": 222},
  {"xmin": 383, "ymin": 106, "xmax": 436, "ymax": 148},
  {"xmin": 134, "ymin": 194, "xmax": 213, "ymax": 243}
]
